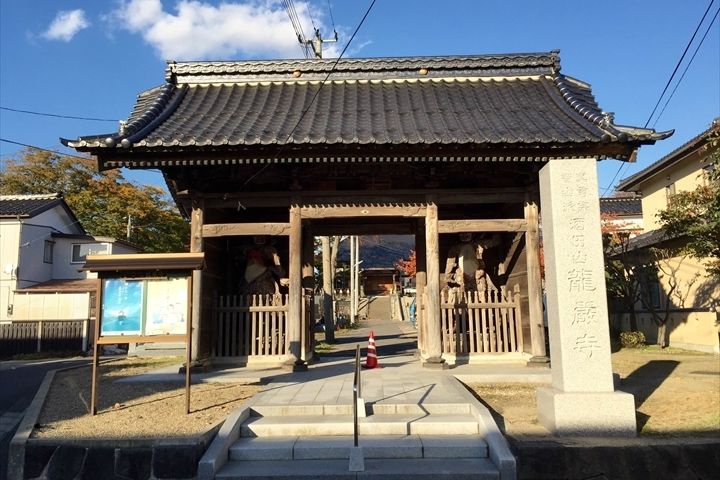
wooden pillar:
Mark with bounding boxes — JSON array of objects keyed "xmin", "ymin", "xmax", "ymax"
[
  {"xmin": 286, "ymin": 201, "xmax": 307, "ymax": 371},
  {"xmin": 190, "ymin": 199, "xmax": 204, "ymax": 364},
  {"xmin": 525, "ymin": 197, "xmax": 548, "ymax": 363},
  {"xmin": 301, "ymin": 222, "xmax": 314, "ymax": 362},
  {"xmin": 415, "ymin": 220, "xmax": 427, "ymax": 356},
  {"xmin": 423, "ymin": 196, "xmax": 447, "ymax": 368}
]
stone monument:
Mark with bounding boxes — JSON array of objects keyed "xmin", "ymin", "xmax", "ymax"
[{"xmin": 537, "ymin": 158, "xmax": 637, "ymax": 436}]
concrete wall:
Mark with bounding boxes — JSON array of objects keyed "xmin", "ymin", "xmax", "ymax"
[
  {"xmin": 11, "ymin": 292, "xmax": 91, "ymax": 321},
  {"xmin": 611, "ymin": 311, "xmax": 719, "ymax": 353},
  {"xmin": 636, "ymin": 148, "xmax": 713, "ymax": 232}
]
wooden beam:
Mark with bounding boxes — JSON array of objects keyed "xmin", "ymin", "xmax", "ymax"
[
  {"xmin": 525, "ymin": 199, "xmax": 547, "ymax": 360},
  {"xmin": 190, "ymin": 199, "xmax": 204, "ymax": 364},
  {"xmin": 423, "ymin": 196, "xmax": 446, "ymax": 368},
  {"xmin": 301, "ymin": 204, "xmax": 426, "ymax": 219},
  {"xmin": 203, "ymin": 222, "xmax": 291, "ymax": 237},
  {"xmin": 312, "ymin": 223, "xmax": 415, "ymax": 236},
  {"xmin": 286, "ymin": 201, "xmax": 306, "ymax": 370},
  {"xmin": 178, "ymin": 188, "xmax": 528, "ymax": 209},
  {"xmin": 438, "ymin": 219, "xmax": 527, "ymax": 233}
]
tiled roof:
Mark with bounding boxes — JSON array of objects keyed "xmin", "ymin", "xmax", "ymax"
[
  {"xmin": 15, "ymin": 278, "xmax": 97, "ymax": 294},
  {"xmin": 617, "ymin": 118, "xmax": 719, "ymax": 191},
  {"xmin": 0, "ymin": 193, "xmax": 63, "ymax": 218},
  {"xmin": 599, "ymin": 197, "xmax": 642, "ymax": 216},
  {"xmin": 63, "ymin": 52, "xmax": 671, "ymax": 165}
]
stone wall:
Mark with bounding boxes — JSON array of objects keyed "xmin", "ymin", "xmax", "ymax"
[
  {"xmin": 20, "ymin": 430, "xmax": 218, "ymax": 480},
  {"xmin": 511, "ymin": 438, "xmax": 720, "ymax": 480}
]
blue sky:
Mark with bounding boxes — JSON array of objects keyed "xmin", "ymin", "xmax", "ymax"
[{"xmin": 1, "ymin": 0, "xmax": 718, "ymax": 195}]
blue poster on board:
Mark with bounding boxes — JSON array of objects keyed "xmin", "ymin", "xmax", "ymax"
[{"xmin": 101, "ymin": 279, "xmax": 143, "ymax": 335}]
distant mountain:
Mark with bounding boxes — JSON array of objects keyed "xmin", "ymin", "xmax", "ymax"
[{"xmin": 337, "ymin": 235, "xmax": 414, "ymax": 268}]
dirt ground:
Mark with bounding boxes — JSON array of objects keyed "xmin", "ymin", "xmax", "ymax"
[
  {"xmin": 469, "ymin": 347, "xmax": 720, "ymax": 438},
  {"xmin": 32, "ymin": 347, "xmax": 719, "ymax": 440},
  {"xmin": 32, "ymin": 357, "xmax": 261, "ymax": 440}
]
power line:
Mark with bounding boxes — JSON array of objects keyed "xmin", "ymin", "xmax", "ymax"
[
  {"xmin": 326, "ymin": 0, "xmax": 336, "ymax": 30},
  {"xmin": 644, "ymin": 0, "xmax": 716, "ymax": 128},
  {"xmin": 0, "ymin": 106, "xmax": 118, "ymax": 122},
  {"xmin": 242, "ymin": 0, "xmax": 377, "ymax": 189},
  {"xmin": 653, "ymin": 6, "xmax": 720, "ymax": 128},
  {"xmin": 305, "ymin": 0, "xmax": 317, "ymax": 31},
  {"xmin": 0, "ymin": 138, "xmax": 92, "ymax": 161},
  {"xmin": 600, "ymin": 0, "xmax": 717, "ymax": 197}
]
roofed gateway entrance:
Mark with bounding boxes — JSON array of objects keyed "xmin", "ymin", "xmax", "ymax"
[{"xmin": 65, "ymin": 52, "xmax": 669, "ymax": 433}]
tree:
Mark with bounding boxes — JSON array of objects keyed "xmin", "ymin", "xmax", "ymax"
[
  {"xmin": 635, "ymin": 248, "xmax": 699, "ymax": 347},
  {"xmin": 602, "ymin": 212, "xmax": 643, "ymax": 331},
  {"xmin": 0, "ymin": 148, "xmax": 189, "ymax": 253},
  {"xmin": 658, "ymin": 129, "xmax": 720, "ymax": 279},
  {"xmin": 394, "ymin": 249, "xmax": 416, "ymax": 277}
]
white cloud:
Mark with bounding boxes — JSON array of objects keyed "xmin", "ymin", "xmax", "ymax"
[
  {"xmin": 42, "ymin": 10, "xmax": 90, "ymax": 42},
  {"xmin": 109, "ymin": 0, "xmax": 343, "ymax": 60}
]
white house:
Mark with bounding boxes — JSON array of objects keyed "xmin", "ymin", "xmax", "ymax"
[{"xmin": 0, "ymin": 193, "xmax": 140, "ymax": 323}]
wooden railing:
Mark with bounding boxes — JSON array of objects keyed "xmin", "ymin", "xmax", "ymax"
[
  {"xmin": 440, "ymin": 285, "xmax": 523, "ymax": 354},
  {"xmin": 213, "ymin": 294, "xmax": 289, "ymax": 357},
  {"xmin": 0, "ymin": 319, "xmax": 89, "ymax": 356}
]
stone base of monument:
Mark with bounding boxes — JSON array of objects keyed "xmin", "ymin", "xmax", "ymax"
[{"xmin": 537, "ymin": 387, "xmax": 637, "ymax": 437}]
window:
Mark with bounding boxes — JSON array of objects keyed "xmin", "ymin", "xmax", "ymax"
[
  {"xmin": 71, "ymin": 243, "xmax": 108, "ymax": 263},
  {"xmin": 43, "ymin": 240, "xmax": 54, "ymax": 263}
]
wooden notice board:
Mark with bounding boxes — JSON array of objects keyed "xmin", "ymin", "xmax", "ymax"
[{"xmin": 83, "ymin": 253, "xmax": 205, "ymax": 415}]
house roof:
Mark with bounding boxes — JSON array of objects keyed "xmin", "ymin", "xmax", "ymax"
[
  {"xmin": 15, "ymin": 278, "xmax": 98, "ymax": 294},
  {"xmin": 1, "ymin": 193, "xmax": 63, "ymax": 218},
  {"xmin": 0, "ymin": 194, "xmax": 85, "ymax": 233},
  {"xmin": 62, "ymin": 52, "xmax": 670, "ymax": 167},
  {"xmin": 599, "ymin": 196, "xmax": 642, "ymax": 216},
  {"xmin": 617, "ymin": 118, "xmax": 719, "ymax": 191}
]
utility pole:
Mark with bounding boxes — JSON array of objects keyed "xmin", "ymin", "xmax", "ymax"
[
  {"xmin": 126, "ymin": 215, "xmax": 132, "ymax": 240},
  {"xmin": 303, "ymin": 28, "xmax": 337, "ymax": 59}
]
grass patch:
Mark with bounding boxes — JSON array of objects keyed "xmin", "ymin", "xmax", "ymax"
[{"xmin": 314, "ymin": 341, "xmax": 335, "ymax": 353}]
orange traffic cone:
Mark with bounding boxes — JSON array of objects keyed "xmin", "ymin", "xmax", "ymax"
[{"xmin": 364, "ymin": 331, "xmax": 379, "ymax": 369}]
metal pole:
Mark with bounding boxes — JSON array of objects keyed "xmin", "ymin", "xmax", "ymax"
[{"xmin": 350, "ymin": 236, "xmax": 356, "ymax": 323}]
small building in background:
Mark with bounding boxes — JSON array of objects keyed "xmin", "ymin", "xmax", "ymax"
[{"xmin": 362, "ymin": 268, "xmax": 398, "ymax": 295}]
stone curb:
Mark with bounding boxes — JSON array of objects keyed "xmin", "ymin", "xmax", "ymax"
[
  {"xmin": 450, "ymin": 376, "xmax": 517, "ymax": 480},
  {"xmin": 6, "ymin": 357, "xmax": 142, "ymax": 480},
  {"xmin": 197, "ymin": 395, "xmax": 261, "ymax": 480}
]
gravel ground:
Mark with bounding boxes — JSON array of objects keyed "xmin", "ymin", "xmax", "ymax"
[
  {"xmin": 469, "ymin": 347, "xmax": 720, "ymax": 438},
  {"xmin": 32, "ymin": 357, "xmax": 261, "ymax": 440}
]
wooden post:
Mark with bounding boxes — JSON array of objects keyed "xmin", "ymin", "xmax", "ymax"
[
  {"xmin": 321, "ymin": 236, "xmax": 335, "ymax": 342},
  {"xmin": 302, "ymin": 222, "xmax": 314, "ymax": 361},
  {"xmin": 286, "ymin": 201, "xmax": 307, "ymax": 371},
  {"xmin": 415, "ymin": 220, "xmax": 427, "ymax": 356},
  {"xmin": 185, "ymin": 273, "xmax": 193, "ymax": 414},
  {"xmin": 190, "ymin": 199, "xmax": 204, "ymax": 365},
  {"xmin": 90, "ymin": 279, "xmax": 102, "ymax": 416},
  {"xmin": 423, "ymin": 197, "xmax": 447, "ymax": 368},
  {"xmin": 525, "ymin": 197, "xmax": 548, "ymax": 364}
]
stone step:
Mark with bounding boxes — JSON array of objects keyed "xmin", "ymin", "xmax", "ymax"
[
  {"xmin": 241, "ymin": 414, "xmax": 479, "ymax": 437},
  {"xmin": 250, "ymin": 402, "xmax": 471, "ymax": 417},
  {"xmin": 216, "ymin": 457, "xmax": 500, "ymax": 479},
  {"xmin": 229, "ymin": 435, "xmax": 488, "ymax": 461}
]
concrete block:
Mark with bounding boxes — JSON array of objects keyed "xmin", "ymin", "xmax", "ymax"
[
  {"xmin": 115, "ymin": 447, "xmax": 152, "ymax": 480},
  {"xmin": 46, "ymin": 445, "xmax": 86, "ymax": 480},
  {"xmin": 421, "ymin": 435, "xmax": 488, "ymax": 458},
  {"xmin": 537, "ymin": 387, "xmax": 637, "ymax": 436},
  {"xmin": 349, "ymin": 446, "xmax": 365, "ymax": 472},
  {"xmin": 229, "ymin": 436, "xmax": 296, "ymax": 461}
]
